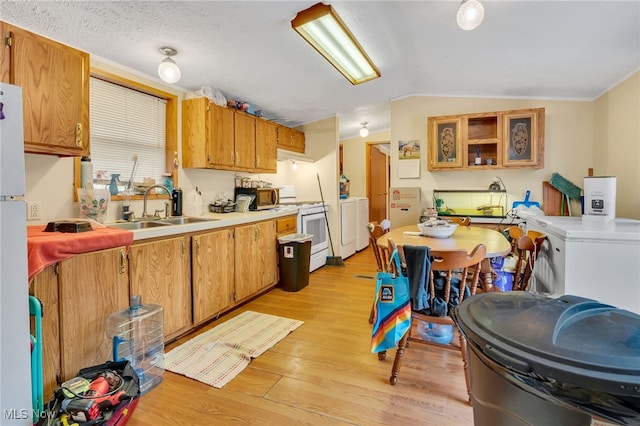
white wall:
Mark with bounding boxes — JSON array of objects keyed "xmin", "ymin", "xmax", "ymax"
[
  {"xmin": 388, "ymin": 96, "xmax": 594, "ymax": 214},
  {"xmin": 593, "ymin": 72, "xmax": 640, "ymax": 219}
]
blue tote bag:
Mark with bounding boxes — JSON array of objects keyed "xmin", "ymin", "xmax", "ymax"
[{"xmin": 371, "ymin": 249, "xmax": 412, "ymax": 353}]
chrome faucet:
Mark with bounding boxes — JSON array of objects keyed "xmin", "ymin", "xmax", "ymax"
[{"xmin": 142, "ymin": 185, "xmax": 172, "ymax": 218}]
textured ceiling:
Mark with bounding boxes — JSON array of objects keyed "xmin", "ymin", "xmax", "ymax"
[{"xmin": 2, "ymin": 1, "xmax": 639, "ymax": 139}]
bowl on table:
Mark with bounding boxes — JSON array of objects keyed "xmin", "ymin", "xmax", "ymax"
[{"xmin": 417, "ymin": 222, "xmax": 458, "ymax": 238}]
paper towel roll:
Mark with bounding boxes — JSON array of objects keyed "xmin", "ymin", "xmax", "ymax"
[{"xmin": 183, "ymin": 189, "xmax": 202, "ymax": 217}]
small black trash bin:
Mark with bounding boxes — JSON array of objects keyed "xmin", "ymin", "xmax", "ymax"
[
  {"xmin": 452, "ymin": 292, "xmax": 640, "ymax": 426},
  {"xmin": 278, "ymin": 233, "xmax": 313, "ymax": 292}
]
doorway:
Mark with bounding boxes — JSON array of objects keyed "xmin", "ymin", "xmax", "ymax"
[{"xmin": 366, "ymin": 142, "xmax": 390, "ymax": 223}]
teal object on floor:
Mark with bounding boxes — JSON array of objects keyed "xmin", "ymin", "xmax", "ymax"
[{"xmin": 29, "ymin": 296, "xmax": 43, "ymax": 422}]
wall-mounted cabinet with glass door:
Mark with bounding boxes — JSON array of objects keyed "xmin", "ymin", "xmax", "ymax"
[{"xmin": 427, "ymin": 107, "xmax": 544, "ymax": 171}]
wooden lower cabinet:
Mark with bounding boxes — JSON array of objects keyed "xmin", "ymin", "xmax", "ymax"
[
  {"xmin": 30, "ymin": 247, "xmax": 129, "ymax": 397},
  {"xmin": 30, "ymin": 220, "xmax": 280, "ymax": 397},
  {"xmin": 30, "ymin": 265, "xmax": 60, "ymax": 399},
  {"xmin": 129, "ymin": 236, "xmax": 192, "ymax": 340},
  {"xmin": 192, "ymin": 229, "xmax": 234, "ymax": 325},
  {"xmin": 234, "ymin": 221, "xmax": 278, "ymax": 301}
]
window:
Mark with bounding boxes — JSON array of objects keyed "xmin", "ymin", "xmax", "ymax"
[
  {"xmin": 74, "ymin": 71, "xmax": 178, "ymax": 199},
  {"xmin": 90, "ymin": 76, "xmax": 166, "ymax": 191}
]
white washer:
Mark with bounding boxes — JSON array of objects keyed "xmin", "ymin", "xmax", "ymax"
[{"xmin": 340, "ymin": 198, "xmax": 357, "ymax": 259}]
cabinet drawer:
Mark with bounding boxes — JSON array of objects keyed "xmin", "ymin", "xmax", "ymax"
[{"xmin": 276, "ymin": 216, "xmax": 297, "ymax": 235}]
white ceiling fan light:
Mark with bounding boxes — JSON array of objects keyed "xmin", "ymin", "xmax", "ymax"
[
  {"xmin": 157, "ymin": 47, "xmax": 181, "ymax": 84},
  {"xmin": 359, "ymin": 122, "xmax": 369, "ymax": 138},
  {"xmin": 456, "ymin": 0, "xmax": 485, "ymax": 31}
]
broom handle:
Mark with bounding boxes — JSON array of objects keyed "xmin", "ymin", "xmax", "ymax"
[{"xmin": 317, "ymin": 173, "xmax": 337, "ymax": 256}]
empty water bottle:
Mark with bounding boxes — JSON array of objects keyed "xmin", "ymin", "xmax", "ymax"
[{"xmin": 106, "ymin": 295, "xmax": 164, "ymax": 395}]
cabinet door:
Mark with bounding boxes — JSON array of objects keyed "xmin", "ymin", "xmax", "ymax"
[
  {"xmin": 208, "ymin": 103, "xmax": 235, "ymax": 168},
  {"xmin": 234, "ymin": 221, "xmax": 278, "ymax": 301},
  {"xmin": 276, "ymin": 125, "xmax": 293, "ymax": 150},
  {"xmin": 192, "ymin": 229, "xmax": 234, "ymax": 325},
  {"xmin": 30, "ymin": 265, "xmax": 60, "ymax": 399},
  {"xmin": 427, "ymin": 116, "xmax": 462, "ymax": 170},
  {"xmin": 234, "ymin": 111, "xmax": 256, "ymax": 169},
  {"xmin": 181, "ymin": 97, "xmax": 209, "ymax": 168},
  {"xmin": 129, "ymin": 236, "xmax": 192, "ymax": 339},
  {"xmin": 234, "ymin": 224, "xmax": 261, "ymax": 301},
  {"xmin": 255, "ymin": 119, "xmax": 277, "ymax": 172},
  {"xmin": 5, "ymin": 23, "xmax": 89, "ymax": 156},
  {"xmin": 290, "ymin": 129, "xmax": 305, "ymax": 154},
  {"xmin": 57, "ymin": 247, "xmax": 129, "ymax": 382},
  {"xmin": 256, "ymin": 220, "xmax": 278, "ymax": 289}
]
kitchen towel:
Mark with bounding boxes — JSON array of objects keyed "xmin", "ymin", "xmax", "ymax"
[
  {"xmin": 164, "ymin": 311, "xmax": 303, "ymax": 388},
  {"xmin": 27, "ymin": 223, "xmax": 134, "ymax": 282}
]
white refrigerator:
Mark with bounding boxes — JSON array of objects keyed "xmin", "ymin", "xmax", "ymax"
[
  {"xmin": 1, "ymin": 83, "xmax": 32, "ymax": 424},
  {"xmin": 526, "ymin": 215, "xmax": 640, "ymax": 314}
]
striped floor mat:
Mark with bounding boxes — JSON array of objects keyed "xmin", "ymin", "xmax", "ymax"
[{"xmin": 164, "ymin": 311, "xmax": 304, "ymax": 388}]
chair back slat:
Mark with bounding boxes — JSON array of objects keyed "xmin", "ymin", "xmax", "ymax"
[{"xmin": 369, "ymin": 222, "xmax": 391, "ymax": 272}]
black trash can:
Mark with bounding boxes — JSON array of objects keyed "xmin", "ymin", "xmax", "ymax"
[
  {"xmin": 278, "ymin": 233, "xmax": 313, "ymax": 292},
  {"xmin": 452, "ymin": 292, "xmax": 640, "ymax": 426}
]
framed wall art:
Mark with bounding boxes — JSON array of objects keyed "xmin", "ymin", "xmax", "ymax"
[{"xmin": 427, "ymin": 117, "xmax": 462, "ymax": 170}]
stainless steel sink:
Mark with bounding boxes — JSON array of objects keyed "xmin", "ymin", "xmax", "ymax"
[
  {"xmin": 157, "ymin": 216, "xmax": 220, "ymax": 225},
  {"xmin": 108, "ymin": 216, "xmax": 219, "ymax": 230},
  {"xmin": 107, "ymin": 220, "xmax": 171, "ymax": 230}
]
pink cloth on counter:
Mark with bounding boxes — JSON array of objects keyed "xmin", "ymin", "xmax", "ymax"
[{"xmin": 27, "ymin": 224, "xmax": 134, "ymax": 283}]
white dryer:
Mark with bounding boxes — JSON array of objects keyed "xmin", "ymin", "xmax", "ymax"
[{"xmin": 340, "ymin": 198, "xmax": 357, "ymax": 259}]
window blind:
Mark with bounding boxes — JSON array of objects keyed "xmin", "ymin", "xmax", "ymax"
[{"xmin": 90, "ymin": 77, "xmax": 167, "ymax": 189}]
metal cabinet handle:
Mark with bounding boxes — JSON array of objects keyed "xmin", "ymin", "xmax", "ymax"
[
  {"xmin": 75, "ymin": 123, "xmax": 83, "ymax": 147},
  {"xmin": 119, "ymin": 249, "xmax": 126, "ymax": 274},
  {"xmin": 194, "ymin": 237, "xmax": 200, "ymax": 257},
  {"xmin": 181, "ymin": 239, "xmax": 186, "ymax": 257}
]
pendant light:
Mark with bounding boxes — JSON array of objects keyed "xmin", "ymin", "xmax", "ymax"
[
  {"xmin": 359, "ymin": 122, "xmax": 369, "ymax": 138},
  {"xmin": 157, "ymin": 47, "xmax": 181, "ymax": 84},
  {"xmin": 456, "ymin": 0, "xmax": 484, "ymax": 31}
]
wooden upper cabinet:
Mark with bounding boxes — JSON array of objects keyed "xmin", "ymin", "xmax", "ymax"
[
  {"xmin": 255, "ymin": 118, "xmax": 277, "ymax": 172},
  {"xmin": 182, "ymin": 98, "xmax": 277, "ymax": 173},
  {"xmin": 276, "ymin": 124, "xmax": 305, "ymax": 154},
  {"xmin": 427, "ymin": 107, "xmax": 544, "ymax": 171},
  {"xmin": 2, "ymin": 21, "xmax": 89, "ymax": 156},
  {"xmin": 209, "ymin": 102, "xmax": 235, "ymax": 168},
  {"xmin": 234, "ymin": 110, "xmax": 256, "ymax": 169}
]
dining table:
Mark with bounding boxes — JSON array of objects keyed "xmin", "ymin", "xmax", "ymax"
[{"xmin": 377, "ymin": 225, "xmax": 512, "ymax": 291}]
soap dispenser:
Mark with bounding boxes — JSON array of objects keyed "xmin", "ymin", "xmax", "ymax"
[{"xmin": 109, "ymin": 174, "xmax": 121, "ymax": 195}]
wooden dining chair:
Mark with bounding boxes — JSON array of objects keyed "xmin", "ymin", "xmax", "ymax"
[
  {"xmin": 512, "ymin": 230, "xmax": 546, "ymax": 291},
  {"xmin": 386, "ymin": 240, "xmax": 486, "ymax": 404},
  {"xmin": 368, "ymin": 222, "xmax": 391, "ymax": 324}
]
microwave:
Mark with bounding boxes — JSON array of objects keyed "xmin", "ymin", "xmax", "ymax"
[{"xmin": 234, "ymin": 187, "xmax": 279, "ymax": 211}]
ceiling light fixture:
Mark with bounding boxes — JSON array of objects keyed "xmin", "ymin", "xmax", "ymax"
[
  {"xmin": 359, "ymin": 122, "xmax": 369, "ymax": 138},
  {"xmin": 456, "ymin": 0, "xmax": 485, "ymax": 31},
  {"xmin": 291, "ymin": 2, "xmax": 380, "ymax": 85},
  {"xmin": 157, "ymin": 47, "xmax": 181, "ymax": 84}
]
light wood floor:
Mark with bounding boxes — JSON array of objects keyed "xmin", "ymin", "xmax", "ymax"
[{"xmin": 127, "ymin": 248, "xmax": 474, "ymax": 425}]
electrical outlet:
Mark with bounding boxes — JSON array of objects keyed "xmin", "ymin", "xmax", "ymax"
[{"xmin": 27, "ymin": 201, "xmax": 42, "ymax": 221}]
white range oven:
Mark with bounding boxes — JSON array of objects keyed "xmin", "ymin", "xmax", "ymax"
[
  {"xmin": 298, "ymin": 203, "xmax": 329, "ymax": 272},
  {"xmin": 277, "ymin": 185, "xmax": 329, "ymax": 272}
]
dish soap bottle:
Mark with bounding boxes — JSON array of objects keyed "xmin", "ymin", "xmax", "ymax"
[{"xmin": 109, "ymin": 174, "xmax": 121, "ymax": 195}]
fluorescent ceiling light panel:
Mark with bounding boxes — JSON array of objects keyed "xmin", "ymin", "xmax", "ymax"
[{"xmin": 292, "ymin": 2, "xmax": 380, "ymax": 85}]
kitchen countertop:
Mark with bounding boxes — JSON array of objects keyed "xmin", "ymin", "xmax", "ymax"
[{"xmin": 115, "ymin": 209, "xmax": 299, "ymax": 241}]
